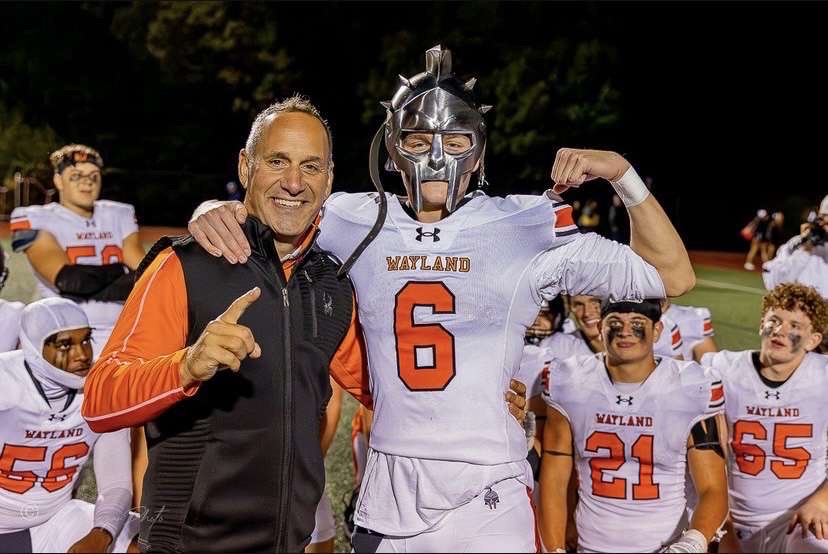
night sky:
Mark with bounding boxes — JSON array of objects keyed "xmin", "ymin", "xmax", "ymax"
[{"xmin": 2, "ymin": 2, "xmax": 825, "ymax": 251}]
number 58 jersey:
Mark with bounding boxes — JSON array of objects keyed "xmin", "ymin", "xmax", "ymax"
[
  {"xmin": 318, "ymin": 191, "xmax": 665, "ymax": 465},
  {"xmin": 702, "ymin": 350, "xmax": 828, "ymax": 528},
  {"xmin": 543, "ymin": 354, "xmax": 723, "ymax": 553},
  {"xmin": 10, "ymin": 201, "xmax": 138, "ymax": 336}
]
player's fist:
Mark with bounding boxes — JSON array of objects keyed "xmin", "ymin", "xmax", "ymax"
[
  {"xmin": 550, "ymin": 148, "xmax": 631, "ymax": 195},
  {"xmin": 188, "ymin": 199, "xmax": 251, "ymax": 264},
  {"xmin": 180, "ymin": 287, "xmax": 263, "ymax": 388}
]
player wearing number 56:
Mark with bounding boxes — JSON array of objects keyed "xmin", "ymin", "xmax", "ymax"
[
  {"xmin": 0, "ymin": 298, "xmax": 138, "ymax": 553},
  {"xmin": 10, "ymin": 144, "xmax": 146, "ymax": 359}
]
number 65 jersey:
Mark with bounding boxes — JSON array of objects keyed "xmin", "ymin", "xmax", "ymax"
[
  {"xmin": 702, "ymin": 350, "xmax": 828, "ymax": 528},
  {"xmin": 543, "ymin": 354, "xmax": 723, "ymax": 553}
]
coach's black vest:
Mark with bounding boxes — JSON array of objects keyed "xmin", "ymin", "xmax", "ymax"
[{"xmin": 137, "ymin": 217, "xmax": 353, "ymax": 553}]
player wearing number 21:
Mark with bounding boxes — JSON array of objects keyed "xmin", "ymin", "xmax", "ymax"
[
  {"xmin": 702, "ymin": 283, "xmax": 828, "ymax": 553},
  {"xmin": 189, "ymin": 46, "xmax": 694, "ymax": 551},
  {"xmin": 540, "ymin": 299, "xmax": 728, "ymax": 553},
  {"xmin": 10, "ymin": 144, "xmax": 145, "ymax": 358}
]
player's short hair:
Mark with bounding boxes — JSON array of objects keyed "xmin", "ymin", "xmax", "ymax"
[
  {"xmin": 600, "ymin": 298, "xmax": 662, "ymax": 323},
  {"xmin": 49, "ymin": 144, "xmax": 103, "ymax": 173},
  {"xmin": 245, "ymin": 95, "xmax": 333, "ymax": 167},
  {"xmin": 762, "ymin": 283, "xmax": 828, "ymax": 335}
]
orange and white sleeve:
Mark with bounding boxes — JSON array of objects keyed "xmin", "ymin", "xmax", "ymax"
[
  {"xmin": 82, "ymin": 247, "xmax": 198, "ymax": 433},
  {"xmin": 329, "ymin": 293, "xmax": 373, "ymax": 409}
]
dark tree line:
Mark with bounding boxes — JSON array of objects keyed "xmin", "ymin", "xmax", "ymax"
[{"xmin": 2, "ymin": 2, "xmax": 825, "ymax": 249}]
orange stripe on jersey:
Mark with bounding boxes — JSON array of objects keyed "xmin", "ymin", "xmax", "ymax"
[
  {"xmin": 671, "ymin": 327, "xmax": 682, "ymax": 347},
  {"xmin": 703, "ymin": 319, "xmax": 714, "ymax": 335},
  {"xmin": 9, "ymin": 219, "xmax": 31, "ymax": 232},
  {"xmin": 710, "ymin": 385, "xmax": 724, "ymax": 403},
  {"xmin": 554, "ymin": 205, "xmax": 575, "ymax": 228},
  {"xmin": 82, "ymin": 248, "xmax": 195, "ymax": 433}
]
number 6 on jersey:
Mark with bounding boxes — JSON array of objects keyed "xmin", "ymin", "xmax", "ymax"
[{"xmin": 394, "ymin": 281, "xmax": 457, "ymax": 391}]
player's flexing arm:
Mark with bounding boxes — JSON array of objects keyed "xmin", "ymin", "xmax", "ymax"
[
  {"xmin": 550, "ymin": 149, "xmax": 695, "ymax": 297},
  {"xmin": 538, "ymin": 404, "xmax": 573, "ymax": 553}
]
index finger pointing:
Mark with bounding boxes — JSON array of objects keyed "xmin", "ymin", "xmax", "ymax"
[{"xmin": 219, "ymin": 287, "xmax": 261, "ymax": 324}]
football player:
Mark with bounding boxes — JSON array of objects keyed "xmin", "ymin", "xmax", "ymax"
[
  {"xmin": 10, "ymin": 144, "xmax": 145, "ymax": 358},
  {"xmin": 0, "ymin": 298, "xmax": 138, "ymax": 552},
  {"xmin": 540, "ymin": 299, "xmax": 727, "ymax": 553},
  {"xmin": 663, "ymin": 299, "xmax": 718, "ymax": 362},
  {"xmin": 188, "ymin": 45, "xmax": 694, "ymax": 551},
  {"xmin": 540, "ymin": 294, "xmax": 683, "ymax": 360},
  {"xmin": 702, "ymin": 282, "xmax": 828, "ymax": 553},
  {"xmin": 0, "ymin": 243, "xmax": 24, "ymax": 352}
]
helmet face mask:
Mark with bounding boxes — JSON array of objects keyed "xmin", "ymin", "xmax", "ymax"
[{"xmin": 383, "ymin": 45, "xmax": 491, "ymax": 213}]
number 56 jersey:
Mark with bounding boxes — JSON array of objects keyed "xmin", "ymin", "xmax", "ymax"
[
  {"xmin": 543, "ymin": 354, "xmax": 723, "ymax": 553},
  {"xmin": 0, "ymin": 351, "xmax": 98, "ymax": 533},
  {"xmin": 702, "ymin": 350, "xmax": 828, "ymax": 528},
  {"xmin": 318, "ymin": 191, "xmax": 666, "ymax": 465}
]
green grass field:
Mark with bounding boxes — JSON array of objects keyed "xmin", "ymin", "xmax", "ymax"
[{"xmin": 0, "ymin": 238, "xmax": 766, "ymax": 551}]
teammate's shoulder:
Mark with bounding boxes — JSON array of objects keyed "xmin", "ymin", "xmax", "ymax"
[
  {"xmin": 803, "ymin": 351, "xmax": 828, "ymax": 372},
  {"xmin": 670, "ymin": 359, "xmax": 724, "ymax": 411},
  {"xmin": 321, "ymin": 191, "xmax": 383, "ymax": 225},
  {"xmin": 94, "ymin": 199, "xmax": 136, "ymax": 215},
  {"xmin": 556, "ymin": 353, "xmax": 602, "ymax": 380},
  {"xmin": 10, "ymin": 203, "xmax": 60, "ymax": 227},
  {"xmin": 674, "ymin": 358, "xmax": 715, "ymax": 386},
  {"xmin": 0, "ymin": 351, "xmax": 28, "ymax": 409},
  {"xmin": 700, "ymin": 349, "xmax": 748, "ymax": 371}
]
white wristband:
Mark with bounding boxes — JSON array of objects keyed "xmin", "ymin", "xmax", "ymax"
[{"xmin": 610, "ymin": 166, "xmax": 651, "ymax": 208}]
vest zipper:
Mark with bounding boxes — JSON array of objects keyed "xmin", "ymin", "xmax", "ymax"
[{"xmin": 268, "ymin": 258, "xmax": 293, "ymax": 552}]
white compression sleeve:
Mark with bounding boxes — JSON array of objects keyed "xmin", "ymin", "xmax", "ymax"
[{"xmin": 91, "ymin": 428, "xmax": 134, "ymax": 539}]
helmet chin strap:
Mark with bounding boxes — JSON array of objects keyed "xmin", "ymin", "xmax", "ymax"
[{"xmin": 337, "ymin": 124, "xmax": 389, "ymax": 278}]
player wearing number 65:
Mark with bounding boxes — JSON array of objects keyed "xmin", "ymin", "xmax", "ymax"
[
  {"xmin": 701, "ymin": 283, "xmax": 828, "ymax": 553},
  {"xmin": 189, "ymin": 45, "xmax": 695, "ymax": 552},
  {"xmin": 10, "ymin": 144, "xmax": 146, "ymax": 359}
]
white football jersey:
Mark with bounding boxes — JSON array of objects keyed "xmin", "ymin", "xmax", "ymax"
[
  {"xmin": 702, "ymin": 350, "xmax": 828, "ymax": 528},
  {"xmin": 319, "ymin": 191, "xmax": 665, "ymax": 534},
  {"xmin": 319, "ymin": 191, "xmax": 665, "ymax": 464},
  {"xmin": 10, "ymin": 201, "xmax": 138, "ymax": 334},
  {"xmin": 518, "ymin": 334, "xmax": 594, "ymax": 398},
  {"xmin": 538, "ymin": 329, "xmax": 595, "ymax": 359},
  {"xmin": 543, "ymin": 354, "xmax": 723, "ymax": 553},
  {"xmin": 0, "ymin": 300, "xmax": 24, "ymax": 353},
  {"xmin": 667, "ymin": 304, "xmax": 714, "ymax": 360},
  {"xmin": 654, "ymin": 314, "xmax": 684, "ymax": 359},
  {"xmin": 0, "ymin": 351, "xmax": 99, "ymax": 533}
]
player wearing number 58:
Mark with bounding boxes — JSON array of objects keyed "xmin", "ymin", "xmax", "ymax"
[{"xmin": 10, "ymin": 144, "xmax": 146, "ymax": 359}]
